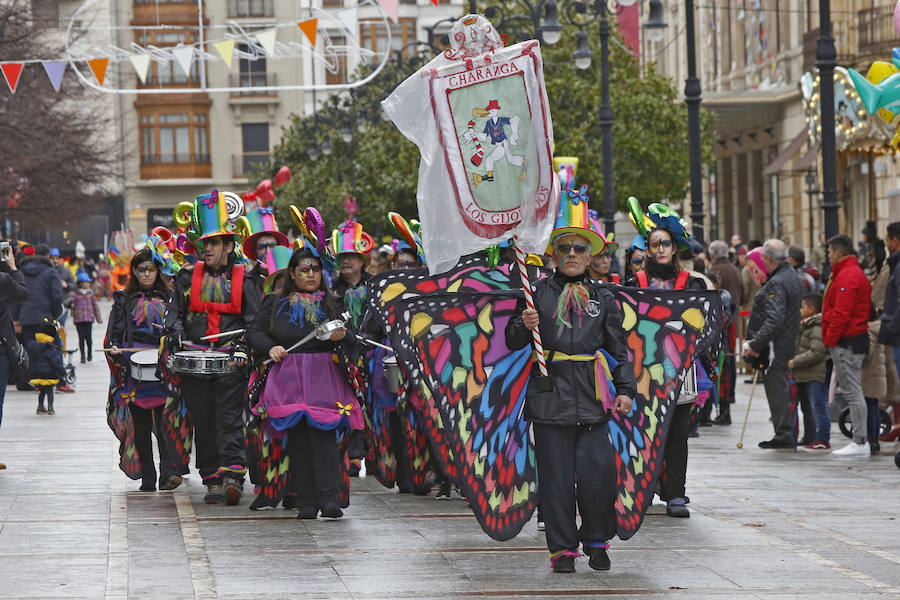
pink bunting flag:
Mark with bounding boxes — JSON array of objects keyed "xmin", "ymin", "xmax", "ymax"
[
  {"xmin": 42, "ymin": 61, "xmax": 66, "ymax": 92},
  {"xmin": 1, "ymin": 63, "xmax": 24, "ymax": 93},
  {"xmin": 377, "ymin": 0, "xmax": 399, "ymax": 23}
]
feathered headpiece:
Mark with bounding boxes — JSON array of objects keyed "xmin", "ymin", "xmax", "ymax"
[
  {"xmin": 627, "ymin": 196, "xmax": 692, "ymax": 251},
  {"xmin": 143, "ymin": 227, "xmax": 181, "ymax": 276},
  {"xmin": 289, "ymin": 205, "xmax": 335, "ymax": 274},
  {"xmin": 388, "ymin": 211, "xmax": 425, "ymax": 265}
]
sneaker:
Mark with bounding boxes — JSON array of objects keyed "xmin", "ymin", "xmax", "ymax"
[
  {"xmin": 320, "ymin": 503, "xmax": 343, "ymax": 519},
  {"xmin": 536, "ymin": 520, "xmax": 546, "ymax": 531},
  {"xmin": 204, "ymin": 482, "xmax": 225, "ymax": 504},
  {"xmin": 56, "ymin": 383, "xmax": 75, "ymax": 393},
  {"xmin": 550, "ymin": 553, "xmax": 575, "ymax": 573},
  {"xmin": 47, "ymin": 408, "xmax": 55, "ymax": 415},
  {"xmin": 435, "ymin": 480, "xmax": 452, "ymax": 500},
  {"xmin": 758, "ymin": 438, "xmax": 794, "ymax": 449},
  {"xmin": 801, "ymin": 441, "xmax": 831, "ymax": 452},
  {"xmin": 223, "ymin": 478, "xmax": 243, "ymax": 506},
  {"xmin": 587, "ymin": 548, "xmax": 611, "ymax": 571},
  {"xmin": 159, "ymin": 475, "xmax": 184, "ymax": 490},
  {"xmin": 666, "ymin": 500, "xmax": 690, "ymax": 518},
  {"xmin": 713, "ymin": 413, "xmax": 732, "ymax": 425},
  {"xmin": 832, "ymin": 441, "xmax": 870, "ymax": 457},
  {"xmin": 870, "ymin": 440, "xmax": 881, "ymax": 455},
  {"xmin": 297, "ymin": 506, "xmax": 319, "ymax": 520},
  {"xmin": 36, "ymin": 406, "xmax": 47, "ymax": 415}
]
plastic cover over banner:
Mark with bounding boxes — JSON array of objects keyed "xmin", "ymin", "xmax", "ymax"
[{"xmin": 382, "ymin": 14, "xmax": 559, "ymax": 274}]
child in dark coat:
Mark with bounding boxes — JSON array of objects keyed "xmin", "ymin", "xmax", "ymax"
[{"xmin": 26, "ymin": 321, "xmax": 67, "ymax": 415}]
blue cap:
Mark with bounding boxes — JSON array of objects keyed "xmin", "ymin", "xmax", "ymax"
[
  {"xmin": 49, "ymin": 248, "xmax": 61, "ymax": 257},
  {"xmin": 630, "ymin": 235, "xmax": 647, "ymax": 251},
  {"xmin": 76, "ymin": 271, "xmax": 92, "ymax": 283}
]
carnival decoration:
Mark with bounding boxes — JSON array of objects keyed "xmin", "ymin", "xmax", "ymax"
[
  {"xmin": 846, "ymin": 58, "xmax": 900, "ymax": 149},
  {"xmin": 547, "ymin": 185, "xmax": 605, "ymax": 256},
  {"xmin": 388, "ymin": 211, "xmax": 425, "ymax": 265},
  {"xmin": 261, "ymin": 246, "xmax": 295, "ymax": 295},
  {"xmin": 331, "ymin": 219, "xmax": 375, "ymax": 265},
  {"xmin": 143, "ymin": 227, "xmax": 181, "ymax": 277},
  {"xmin": 274, "ymin": 166, "xmax": 293, "ymax": 187},
  {"xmin": 382, "ymin": 13, "xmax": 558, "ymax": 274},
  {"xmin": 173, "ymin": 190, "xmax": 244, "ymax": 247},
  {"xmin": 589, "ymin": 210, "xmax": 618, "ymax": 254},
  {"xmin": 627, "ymin": 197, "xmax": 693, "ymax": 251},
  {"xmin": 365, "ymin": 254, "xmax": 722, "ymax": 541},
  {"xmin": 0, "ymin": 0, "xmax": 406, "ymax": 96},
  {"xmin": 554, "ymin": 156, "xmax": 578, "ymax": 189}
]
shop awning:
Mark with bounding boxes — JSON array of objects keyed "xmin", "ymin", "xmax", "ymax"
[
  {"xmin": 792, "ymin": 147, "xmax": 817, "ymax": 171},
  {"xmin": 762, "ymin": 130, "xmax": 808, "ymax": 175}
]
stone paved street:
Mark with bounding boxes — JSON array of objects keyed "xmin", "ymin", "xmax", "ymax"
[{"xmin": 1, "ymin": 311, "xmax": 899, "ymax": 599}]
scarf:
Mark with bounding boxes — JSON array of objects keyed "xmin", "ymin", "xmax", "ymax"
[
  {"xmin": 134, "ymin": 293, "xmax": 166, "ymax": 332},
  {"xmin": 554, "ymin": 282, "xmax": 590, "ymax": 328},
  {"xmin": 344, "ymin": 286, "xmax": 366, "ymax": 328},
  {"xmin": 277, "ymin": 291, "xmax": 326, "ymax": 327}
]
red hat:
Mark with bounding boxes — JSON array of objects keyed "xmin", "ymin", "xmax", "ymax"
[{"xmin": 485, "ymin": 99, "xmax": 500, "ymax": 111}]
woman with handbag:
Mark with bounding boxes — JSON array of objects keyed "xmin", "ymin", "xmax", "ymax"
[{"xmin": 0, "ymin": 245, "xmax": 29, "ymax": 469}]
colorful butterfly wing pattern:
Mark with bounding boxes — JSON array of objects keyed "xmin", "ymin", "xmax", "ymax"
[
  {"xmin": 607, "ymin": 287, "xmax": 722, "ymax": 539},
  {"xmin": 368, "ymin": 257, "xmax": 537, "ymax": 541}
]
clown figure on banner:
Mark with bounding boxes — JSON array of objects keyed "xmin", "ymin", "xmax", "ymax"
[{"xmin": 164, "ymin": 190, "xmax": 257, "ymax": 506}]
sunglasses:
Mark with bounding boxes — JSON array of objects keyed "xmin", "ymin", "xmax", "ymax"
[
  {"xmin": 648, "ymin": 239, "xmax": 674, "ymax": 250},
  {"xmin": 556, "ymin": 243, "xmax": 589, "ymax": 255},
  {"xmin": 257, "ymin": 242, "xmax": 278, "ymax": 252},
  {"xmin": 631, "ymin": 257, "xmax": 645, "ymax": 265},
  {"xmin": 296, "ymin": 265, "xmax": 322, "ymax": 275}
]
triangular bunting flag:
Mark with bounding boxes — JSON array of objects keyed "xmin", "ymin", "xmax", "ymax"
[
  {"xmin": 42, "ymin": 61, "xmax": 66, "ymax": 92},
  {"xmin": 377, "ymin": 0, "xmax": 399, "ymax": 23},
  {"xmin": 431, "ymin": 0, "xmax": 438, "ymax": 5},
  {"xmin": 214, "ymin": 39, "xmax": 235, "ymax": 69},
  {"xmin": 298, "ymin": 18, "xmax": 318, "ymax": 47},
  {"xmin": 1, "ymin": 63, "xmax": 24, "ymax": 93},
  {"xmin": 256, "ymin": 29, "xmax": 277, "ymax": 57},
  {"xmin": 129, "ymin": 54, "xmax": 152, "ymax": 84},
  {"xmin": 88, "ymin": 58, "xmax": 109, "ymax": 86},
  {"xmin": 337, "ymin": 7, "xmax": 358, "ymax": 39},
  {"xmin": 172, "ymin": 46, "xmax": 194, "ymax": 77}
]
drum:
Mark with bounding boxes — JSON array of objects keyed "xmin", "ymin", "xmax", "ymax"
[
  {"xmin": 168, "ymin": 350, "xmax": 236, "ymax": 377},
  {"xmin": 677, "ymin": 362, "xmax": 699, "ymax": 405},
  {"xmin": 315, "ymin": 319, "xmax": 346, "ymax": 341},
  {"xmin": 383, "ymin": 355, "xmax": 402, "ymax": 395},
  {"xmin": 129, "ymin": 349, "xmax": 160, "ymax": 382}
]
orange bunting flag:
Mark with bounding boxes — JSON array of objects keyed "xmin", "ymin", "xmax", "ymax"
[
  {"xmin": 1, "ymin": 63, "xmax": 24, "ymax": 93},
  {"xmin": 88, "ymin": 58, "xmax": 109, "ymax": 86},
  {"xmin": 298, "ymin": 18, "xmax": 318, "ymax": 47}
]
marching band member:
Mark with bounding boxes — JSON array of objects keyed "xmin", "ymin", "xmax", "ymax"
[
  {"xmin": 505, "ymin": 189, "xmax": 635, "ymax": 573},
  {"xmin": 626, "ymin": 200, "xmax": 712, "ymax": 519},
  {"xmin": 105, "ymin": 242, "xmax": 184, "ymax": 492},
  {"xmin": 165, "ymin": 190, "xmax": 255, "ymax": 506},
  {"xmin": 247, "ymin": 246, "xmax": 362, "ymax": 519},
  {"xmin": 240, "ymin": 206, "xmax": 290, "ymax": 323}
]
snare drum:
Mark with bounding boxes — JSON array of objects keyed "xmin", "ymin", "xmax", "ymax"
[
  {"xmin": 129, "ymin": 349, "xmax": 160, "ymax": 382},
  {"xmin": 168, "ymin": 350, "xmax": 236, "ymax": 377},
  {"xmin": 315, "ymin": 319, "xmax": 346, "ymax": 341},
  {"xmin": 383, "ymin": 355, "xmax": 402, "ymax": 395},
  {"xmin": 677, "ymin": 362, "xmax": 699, "ymax": 405}
]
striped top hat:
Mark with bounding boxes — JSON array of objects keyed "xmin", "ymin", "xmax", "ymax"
[
  {"xmin": 194, "ymin": 190, "xmax": 240, "ymax": 244},
  {"xmin": 241, "ymin": 206, "xmax": 289, "ymax": 259},
  {"xmin": 549, "ymin": 185, "xmax": 606, "ymax": 256},
  {"xmin": 331, "ymin": 219, "xmax": 375, "ymax": 265},
  {"xmin": 262, "ymin": 246, "xmax": 295, "ymax": 295}
]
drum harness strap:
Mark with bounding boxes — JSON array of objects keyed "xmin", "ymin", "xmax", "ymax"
[{"xmin": 190, "ymin": 262, "xmax": 245, "ymax": 342}]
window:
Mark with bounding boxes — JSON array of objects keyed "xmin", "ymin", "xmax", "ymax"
[
  {"xmin": 360, "ymin": 18, "xmax": 417, "ymax": 58},
  {"xmin": 135, "ymin": 29, "xmax": 202, "ymax": 87},
  {"xmin": 238, "ymin": 43, "xmax": 267, "ymax": 87},
  {"xmin": 228, "ymin": 0, "xmax": 273, "ymax": 18},
  {"xmin": 240, "ymin": 123, "xmax": 270, "ymax": 175},
  {"xmin": 325, "ymin": 34, "xmax": 348, "ymax": 85},
  {"xmin": 322, "ymin": 0, "xmax": 342, "ymax": 7},
  {"xmin": 139, "ymin": 109, "xmax": 210, "ymax": 166}
]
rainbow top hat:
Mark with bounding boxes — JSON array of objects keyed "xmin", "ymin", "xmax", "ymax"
[
  {"xmin": 548, "ymin": 185, "xmax": 605, "ymax": 256},
  {"xmin": 588, "ymin": 210, "xmax": 619, "ymax": 254},
  {"xmin": 262, "ymin": 246, "xmax": 295, "ymax": 295},
  {"xmin": 331, "ymin": 219, "xmax": 375, "ymax": 265},
  {"xmin": 241, "ymin": 206, "xmax": 289, "ymax": 259},
  {"xmin": 626, "ymin": 196, "xmax": 692, "ymax": 251},
  {"xmin": 192, "ymin": 190, "xmax": 240, "ymax": 244}
]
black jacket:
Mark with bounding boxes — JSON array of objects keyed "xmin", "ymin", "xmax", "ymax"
[
  {"xmin": 26, "ymin": 337, "xmax": 66, "ymax": 380},
  {"xmin": 247, "ymin": 292, "xmax": 343, "ymax": 356},
  {"xmin": 164, "ymin": 261, "xmax": 255, "ymax": 348},
  {"xmin": 747, "ymin": 261, "xmax": 803, "ymax": 370},
  {"xmin": 18, "ymin": 256, "xmax": 63, "ymax": 325},
  {"xmin": 105, "ymin": 289, "xmax": 170, "ymax": 364},
  {"xmin": 879, "ymin": 250, "xmax": 900, "ymax": 345},
  {"xmin": 243, "ymin": 264, "xmax": 267, "ymax": 324},
  {"xmin": 0, "ymin": 269, "xmax": 28, "ymax": 353},
  {"xmin": 505, "ymin": 271, "xmax": 636, "ymax": 426}
]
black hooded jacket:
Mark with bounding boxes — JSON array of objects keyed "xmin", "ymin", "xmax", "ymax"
[
  {"xmin": 18, "ymin": 256, "xmax": 63, "ymax": 326},
  {"xmin": 505, "ymin": 271, "xmax": 636, "ymax": 425}
]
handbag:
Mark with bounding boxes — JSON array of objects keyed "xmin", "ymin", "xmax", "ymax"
[{"xmin": 1, "ymin": 336, "xmax": 29, "ymax": 386}]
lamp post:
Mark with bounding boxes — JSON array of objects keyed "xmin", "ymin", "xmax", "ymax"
[
  {"xmin": 683, "ymin": 0, "xmax": 704, "ymax": 243},
  {"xmin": 804, "ymin": 168, "xmax": 819, "ymax": 250},
  {"xmin": 817, "ymin": 0, "xmax": 839, "ymax": 239}
]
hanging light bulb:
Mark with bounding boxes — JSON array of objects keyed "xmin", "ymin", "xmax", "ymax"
[
  {"xmin": 643, "ymin": 0, "xmax": 667, "ymax": 44},
  {"xmin": 539, "ymin": 0, "xmax": 563, "ymax": 46},
  {"xmin": 572, "ymin": 28, "xmax": 592, "ymax": 70}
]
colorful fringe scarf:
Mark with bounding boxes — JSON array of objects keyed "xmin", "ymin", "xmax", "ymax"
[
  {"xmin": 134, "ymin": 294, "xmax": 166, "ymax": 332},
  {"xmin": 200, "ymin": 271, "xmax": 230, "ymax": 303},
  {"xmin": 554, "ymin": 282, "xmax": 590, "ymax": 328},
  {"xmin": 344, "ymin": 286, "xmax": 367, "ymax": 327},
  {"xmin": 277, "ymin": 291, "xmax": 326, "ymax": 327}
]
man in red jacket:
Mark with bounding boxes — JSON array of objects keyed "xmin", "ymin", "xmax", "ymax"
[{"xmin": 822, "ymin": 234, "xmax": 872, "ymax": 457}]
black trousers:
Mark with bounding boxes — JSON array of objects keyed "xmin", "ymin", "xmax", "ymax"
[
  {"xmin": 131, "ymin": 404, "xmax": 177, "ymax": 486},
  {"xmin": 347, "ymin": 429, "xmax": 366, "ymax": 461},
  {"xmin": 181, "ymin": 372, "xmax": 247, "ymax": 482},
  {"xmin": 75, "ymin": 322, "xmax": 93, "ymax": 361},
  {"xmin": 36, "ymin": 386, "xmax": 54, "ymax": 409},
  {"xmin": 389, "ymin": 411, "xmax": 412, "ymax": 485},
  {"xmin": 795, "ymin": 382, "xmax": 818, "ymax": 442},
  {"xmin": 659, "ymin": 402, "xmax": 692, "ymax": 502},
  {"xmin": 533, "ymin": 422, "xmax": 617, "ymax": 553},
  {"xmin": 287, "ymin": 420, "xmax": 340, "ymax": 508}
]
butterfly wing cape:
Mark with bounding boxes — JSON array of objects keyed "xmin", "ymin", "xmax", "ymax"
[{"xmin": 367, "ymin": 255, "xmax": 722, "ymax": 541}]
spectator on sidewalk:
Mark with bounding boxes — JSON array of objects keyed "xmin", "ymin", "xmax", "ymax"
[
  {"xmin": 0, "ymin": 245, "xmax": 28, "ymax": 469},
  {"xmin": 790, "ymin": 293, "xmax": 830, "ymax": 451},
  {"xmin": 823, "ymin": 234, "xmax": 873, "ymax": 457},
  {"xmin": 744, "ymin": 240, "xmax": 803, "ymax": 449},
  {"xmin": 878, "ymin": 221, "xmax": 900, "ymax": 442},
  {"xmin": 862, "ymin": 308, "xmax": 888, "ymax": 455},
  {"xmin": 26, "ymin": 320, "xmax": 66, "ymax": 415},
  {"xmin": 72, "ymin": 272, "xmax": 102, "ymax": 363},
  {"xmin": 788, "ymin": 246, "xmax": 819, "ymax": 293},
  {"xmin": 50, "ymin": 248, "xmax": 75, "ymax": 326},
  {"xmin": 811, "ymin": 232, "xmax": 828, "ymax": 276},
  {"xmin": 707, "ymin": 240, "xmax": 743, "ymax": 310},
  {"xmin": 18, "ymin": 244, "xmax": 63, "ymax": 343}
]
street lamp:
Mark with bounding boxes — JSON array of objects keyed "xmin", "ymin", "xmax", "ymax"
[
  {"xmin": 804, "ymin": 168, "xmax": 819, "ymax": 250},
  {"xmin": 816, "ymin": 0, "xmax": 839, "ymax": 239},
  {"xmin": 643, "ymin": 0, "xmax": 666, "ymax": 43},
  {"xmin": 572, "ymin": 28, "xmax": 592, "ymax": 70}
]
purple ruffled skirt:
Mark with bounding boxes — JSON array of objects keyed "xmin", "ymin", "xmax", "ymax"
[{"xmin": 254, "ymin": 352, "xmax": 362, "ymax": 432}]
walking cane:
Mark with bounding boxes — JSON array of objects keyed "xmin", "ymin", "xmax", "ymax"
[{"xmin": 736, "ymin": 368, "xmax": 761, "ymax": 449}]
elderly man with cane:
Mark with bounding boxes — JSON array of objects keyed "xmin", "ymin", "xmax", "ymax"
[{"xmin": 743, "ymin": 240, "xmax": 803, "ymax": 449}]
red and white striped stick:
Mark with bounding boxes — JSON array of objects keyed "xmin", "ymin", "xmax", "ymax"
[{"xmin": 513, "ymin": 235, "xmax": 548, "ymax": 377}]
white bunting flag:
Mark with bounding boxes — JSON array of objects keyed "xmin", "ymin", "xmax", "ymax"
[
  {"xmin": 338, "ymin": 7, "xmax": 359, "ymax": 40},
  {"xmin": 256, "ymin": 29, "xmax": 277, "ymax": 57},
  {"xmin": 129, "ymin": 54, "xmax": 152, "ymax": 84},
  {"xmin": 172, "ymin": 45, "xmax": 194, "ymax": 77}
]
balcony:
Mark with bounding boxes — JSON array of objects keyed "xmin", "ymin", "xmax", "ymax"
[
  {"xmin": 140, "ymin": 153, "xmax": 211, "ymax": 179},
  {"xmin": 859, "ymin": 5, "xmax": 896, "ymax": 57},
  {"xmin": 233, "ymin": 152, "xmax": 270, "ymax": 178},
  {"xmin": 226, "ymin": 0, "xmax": 274, "ymax": 18},
  {"xmin": 229, "ymin": 72, "xmax": 278, "ymax": 96}
]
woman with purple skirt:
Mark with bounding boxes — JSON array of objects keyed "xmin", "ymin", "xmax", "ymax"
[{"xmin": 247, "ymin": 246, "xmax": 363, "ymax": 519}]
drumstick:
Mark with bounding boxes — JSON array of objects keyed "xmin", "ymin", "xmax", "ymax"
[
  {"xmin": 355, "ymin": 334, "xmax": 394, "ymax": 353},
  {"xmin": 98, "ymin": 347, "xmax": 150, "ymax": 353},
  {"xmin": 200, "ymin": 328, "xmax": 246, "ymax": 341},
  {"xmin": 262, "ymin": 330, "xmax": 318, "ymax": 366}
]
